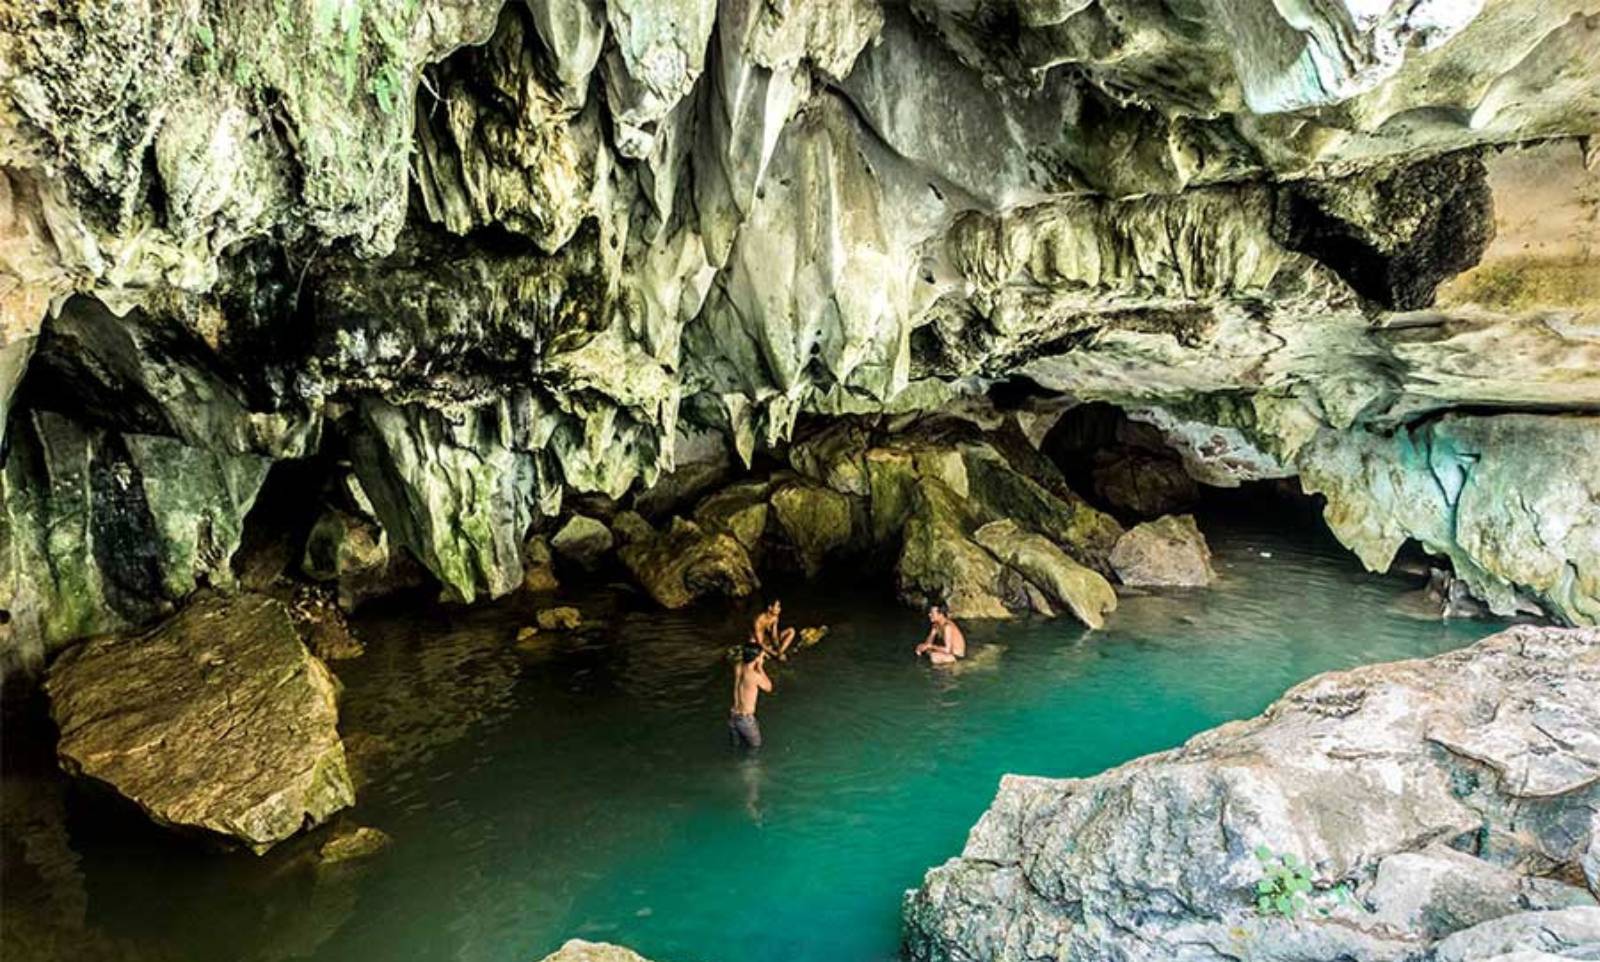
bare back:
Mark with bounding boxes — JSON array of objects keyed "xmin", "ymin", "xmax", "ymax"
[{"xmin": 732, "ymin": 659, "xmax": 771, "ymax": 714}]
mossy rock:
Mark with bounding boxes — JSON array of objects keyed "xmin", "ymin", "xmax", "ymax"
[
  {"xmin": 693, "ymin": 481, "xmax": 772, "ymax": 552},
  {"xmin": 769, "ymin": 481, "xmax": 855, "ymax": 577},
  {"xmin": 974, "ymin": 520, "xmax": 1118, "ymax": 629},
  {"xmin": 619, "ymin": 518, "xmax": 759, "ymax": 609},
  {"xmin": 894, "ymin": 478, "xmax": 1012, "ymax": 619}
]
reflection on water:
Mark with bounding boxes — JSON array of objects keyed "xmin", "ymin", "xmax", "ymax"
[{"xmin": 2, "ymin": 513, "xmax": 1505, "ymax": 962}]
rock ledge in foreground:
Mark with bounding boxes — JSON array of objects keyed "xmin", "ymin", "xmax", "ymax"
[
  {"xmin": 904, "ymin": 625, "xmax": 1600, "ymax": 961},
  {"xmin": 46, "ymin": 593, "xmax": 354, "ymax": 854},
  {"xmin": 535, "ymin": 940, "xmax": 663, "ymax": 962}
]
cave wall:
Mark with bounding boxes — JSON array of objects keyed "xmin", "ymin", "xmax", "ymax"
[{"xmin": 1, "ymin": 0, "xmax": 1599, "ymax": 665}]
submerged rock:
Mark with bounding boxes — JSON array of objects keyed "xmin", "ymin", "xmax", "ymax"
[
  {"xmin": 535, "ymin": 606, "xmax": 583, "ymax": 631},
  {"xmin": 289, "ymin": 586, "xmax": 365, "ymax": 662},
  {"xmin": 44, "ymin": 594, "xmax": 354, "ymax": 853},
  {"xmin": 904, "ymin": 624, "xmax": 1600, "ymax": 961},
  {"xmin": 316, "ymin": 824, "xmax": 392, "ymax": 866},
  {"xmin": 1109, "ymin": 514, "xmax": 1217, "ymax": 587}
]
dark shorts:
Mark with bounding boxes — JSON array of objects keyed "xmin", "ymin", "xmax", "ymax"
[{"xmin": 728, "ymin": 712, "xmax": 762, "ymax": 750}]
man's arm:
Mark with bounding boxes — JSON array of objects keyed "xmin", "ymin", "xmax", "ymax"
[
  {"xmin": 754, "ymin": 659, "xmax": 774, "ymax": 692},
  {"xmin": 915, "ymin": 626, "xmax": 938, "ymax": 654}
]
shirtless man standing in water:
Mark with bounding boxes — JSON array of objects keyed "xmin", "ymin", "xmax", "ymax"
[
  {"xmin": 915, "ymin": 604, "xmax": 966, "ymax": 664},
  {"xmin": 729, "ymin": 644, "xmax": 772, "ymax": 750},
  {"xmin": 751, "ymin": 600, "xmax": 796, "ymax": 659}
]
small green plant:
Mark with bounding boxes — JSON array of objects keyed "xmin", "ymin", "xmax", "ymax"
[
  {"xmin": 369, "ymin": 61, "xmax": 404, "ymax": 115},
  {"xmin": 1254, "ymin": 846, "xmax": 1314, "ymax": 917},
  {"xmin": 1253, "ymin": 846, "xmax": 1356, "ymax": 919}
]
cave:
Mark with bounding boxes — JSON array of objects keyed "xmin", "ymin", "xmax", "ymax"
[{"xmin": 1, "ymin": 3, "xmax": 1597, "ymax": 962}]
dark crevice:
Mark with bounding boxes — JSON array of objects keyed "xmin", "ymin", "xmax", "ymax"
[{"xmin": 1272, "ymin": 151, "xmax": 1496, "ymax": 311}]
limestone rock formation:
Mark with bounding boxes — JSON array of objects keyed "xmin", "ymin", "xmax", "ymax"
[
  {"xmin": 550, "ymin": 514, "xmax": 614, "ymax": 572},
  {"xmin": 692, "ymin": 481, "xmax": 771, "ymax": 553},
  {"xmin": 972, "ymin": 521, "xmax": 1117, "ymax": 629},
  {"xmin": 1109, "ymin": 514, "xmax": 1218, "ymax": 587},
  {"xmin": 44, "ymin": 594, "xmax": 354, "ymax": 853},
  {"xmin": 617, "ymin": 516, "xmax": 758, "ymax": 610},
  {"xmin": 302, "ymin": 508, "xmax": 391, "ymax": 611},
  {"xmin": 1090, "ymin": 447, "xmax": 1200, "ymax": 519},
  {"xmin": 2, "ymin": 0, "xmax": 1599, "ymax": 668},
  {"xmin": 521, "ymin": 534, "xmax": 560, "ymax": 593},
  {"xmin": 903, "ymin": 625, "xmax": 1600, "ymax": 961},
  {"xmin": 769, "ymin": 480, "xmax": 855, "ymax": 577}
]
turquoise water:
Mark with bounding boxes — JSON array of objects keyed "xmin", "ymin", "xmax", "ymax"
[{"xmin": 2, "ymin": 513, "xmax": 1503, "ymax": 962}]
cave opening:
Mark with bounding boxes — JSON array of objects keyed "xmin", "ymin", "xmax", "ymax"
[{"xmin": 232, "ymin": 454, "xmax": 339, "ymax": 591}]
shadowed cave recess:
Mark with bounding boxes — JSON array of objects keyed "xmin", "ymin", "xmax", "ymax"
[{"xmin": 1, "ymin": 1, "xmax": 1599, "ymax": 961}]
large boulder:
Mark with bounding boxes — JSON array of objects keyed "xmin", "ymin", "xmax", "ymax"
[
  {"xmin": 692, "ymin": 480, "xmax": 771, "ymax": 552},
  {"xmin": 962, "ymin": 444, "xmax": 1125, "ymax": 576},
  {"xmin": 974, "ymin": 520, "xmax": 1118, "ymax": 629},
  {"xmin": 895, "ymin": 479, "xmax": 1015, "ymax": 619},
  {"xmin": 45, "ymin": 594, "xmax": 354, "ymax": 853},
  {"xmin": 550, "ymin": 514, "xmax": 615, "ymax": 571},
  {"xmin": 617, "ymin": 517, "xmax": 759, "ymax": 609},
  {"xmin": 1109, "ymin": 514, "xmax": 1218, "ymax": 587},
  {"xmin": 769, "ymin": 480, "xmax": 855, "ymax": 576},
  {"xmin": 521, "ymin": 534, "xmax": 560, "ymax": 593},
  {"xmin": 1431, "ymin": 908, "xmax": 1600, "ymax": 961},
  {"xmin": 904, "ymin": 625, "xmax": 1600, "ymax": 961}
]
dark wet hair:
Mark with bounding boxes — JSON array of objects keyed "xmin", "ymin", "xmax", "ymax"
[
  {"xmin": 929, "ymin": 603, "xmax": 946, "ymax": 616},
  {"xmin": 740, "ymin": 644, "xmax": 764, "ymax": 664}
]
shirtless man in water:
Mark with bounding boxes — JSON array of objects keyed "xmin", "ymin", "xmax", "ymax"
[
  {"xmin": 751, "ymin": 600, "xmax": 796, "ymax": 659},
  {"xmin": 729, "ymin": 644, "xmax": 772, "ymax": 750},
  {"xmin": 915, "ymin": 604, "xmax": 966, "ymax": 664}
]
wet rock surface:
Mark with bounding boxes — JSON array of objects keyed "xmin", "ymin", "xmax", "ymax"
[
  {"xmin": 903, "ymin": 624, "xmax": 1600, "ymax": 961},
  {"xmin": 44, "ymin": 594, "xmax": 353, "ymax": 853}
]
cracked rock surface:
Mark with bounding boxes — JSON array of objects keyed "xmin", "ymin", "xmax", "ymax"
[{"xmin": 43, "ymin": 593, "xmax": 354, "ymax": 853}]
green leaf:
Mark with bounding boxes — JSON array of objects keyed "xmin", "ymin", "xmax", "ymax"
[
  {"xmin": 1257, "ymin": 895, "xmax": 1271, "ymax": 913},
  {"xmin": 196, "ymin": 23, "xmax": 215, "ymax": 49},
  {"xmin": 1254, "ymin": 845, "xmax": 1273, "ymax": 861},
  {"xmin": 1274, "ymin": 895, "xmax": 1293, "ymax": 916},
  {"xmin": 1256, "ymin": 880, "xmax": 1276, "ymax": 894}
]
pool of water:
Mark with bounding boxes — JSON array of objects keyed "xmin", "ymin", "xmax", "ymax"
[{"xmin": 2, "ymin": 511, "xmax": 1504, "ymax": 962}]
